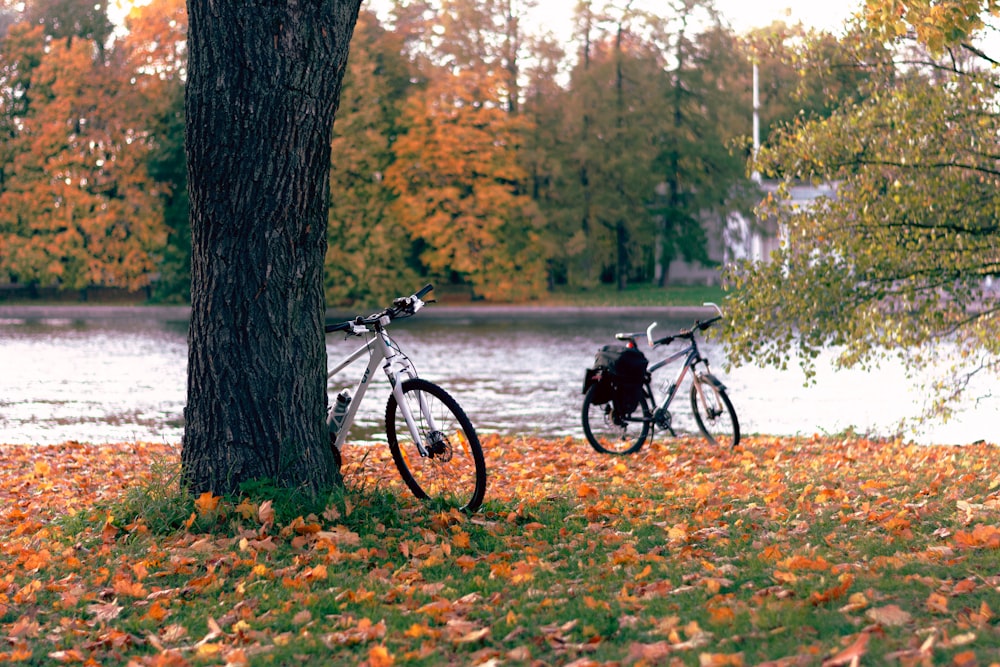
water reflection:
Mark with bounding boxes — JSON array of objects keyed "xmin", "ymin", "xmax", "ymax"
[{"xmin": 0, "ymin": 308, "xmax": 997, "ymax": 446}]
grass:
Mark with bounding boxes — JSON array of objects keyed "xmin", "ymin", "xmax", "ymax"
[{"xmin": 2, "ymin": 434, "xmax": 999, "ymax": 666}]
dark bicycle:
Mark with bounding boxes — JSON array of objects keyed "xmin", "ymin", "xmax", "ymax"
[{"xmin": 581, "ymin": 303, "xmax": 740, "ymax": 454}]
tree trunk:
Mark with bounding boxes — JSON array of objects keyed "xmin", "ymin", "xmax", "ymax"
[
  {"xmin": 616, "ymin": 220, "xmax": 628, "ymax": 291},
  {"xmin": 182, "ymin": 0, "xmax": 361, "ymax": 497}
]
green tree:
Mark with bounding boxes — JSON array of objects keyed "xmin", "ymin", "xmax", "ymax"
[
  {"xmin": 325, "ymin": 9, "xmax": 417, "ymax": 307},
  {"xmin": 183, "ymin": 0, "xmax": 362, "ymax": 497},
  {"xmin": 544, "ymin": 1, "xmax": 661, "ymax": 289},
  {"xmin": 517, "ymin": 31, "xmax": 567, "ymax": 289},
  {"xmin": 741, "ymin": 21, "xmax": 875, "ymax": 148},
  {"xmin": 645, "ymin": 4, "xmax": 749, "ymax": 286},
  {"xmin": 22, "ymin": 0, "xmax": 113, "ymax": 52},
  {"xmin": 540, "ymin": 0, "xmax": 748, "ymax": 290},
  {"xmin": 720, "ymin": 7, "xmax": 1000, "ymax": 418}
]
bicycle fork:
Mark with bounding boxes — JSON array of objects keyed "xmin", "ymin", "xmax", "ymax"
[{"xmin": 379, "ymin": 334, "xmax": 436, "ymax": 458}]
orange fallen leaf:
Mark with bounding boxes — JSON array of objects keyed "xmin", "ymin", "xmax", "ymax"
[
  {"xmin": 926, "ymin": 592, "xmax": 949, "ymax": 614},
  {"xmin": 699, "ymin": 652, "xmax": 745, "ymax": 666},
  {"xmin": 821, "ymin": 632, "xmax": 869, "ymax": 666},
  {"xmin": 367, "ymin": 645, "xmax": 394, "ymax": 667},
  {"xmin": 194, "ymin": 491, "xmax": 220, "ymax": 516}
]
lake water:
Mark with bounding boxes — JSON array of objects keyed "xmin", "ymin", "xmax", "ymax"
[{"xmin": 1, "ymin": 305, "xmax": 997, "ymax": 446}]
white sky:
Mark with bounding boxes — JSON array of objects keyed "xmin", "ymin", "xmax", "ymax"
[
  {"xmin": 699, "ymin": 0, "xmax": 857, "ymax": 33},
  {"xmin": 364, "ymin": 0, "xmax": 861, "ymax": 37}
]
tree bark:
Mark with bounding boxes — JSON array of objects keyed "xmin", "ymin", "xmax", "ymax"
[{"xmin": 182, "ymin": 0, "xmax": 361, "ymax": 497}]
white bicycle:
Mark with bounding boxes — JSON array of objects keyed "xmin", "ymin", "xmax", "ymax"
[{"xmin": 325, "ymin": 284, "xmax": 486, "ymax": 512}]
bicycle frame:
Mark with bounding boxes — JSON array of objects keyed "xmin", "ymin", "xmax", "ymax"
[
  {"xmin": 647, "ymin": 342, "xmax": 700, "ymax": 414},
  {"xmin": 326, "ymin": 321, "xmax": 431, "ymax": 454},
  {"xmin": 640, "ymin": 326, "xmax": 716, "ymax": 423}
]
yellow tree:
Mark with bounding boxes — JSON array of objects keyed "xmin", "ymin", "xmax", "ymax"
[
  {"xmin": 325, "ymin": 9, "xmax": 417, "ymax": 307},
  {"xmin": 385, "ymin": 67, "xmax": 547, "ymax": 301},
  {"xmin": 721, "ymin": 0, "xmax": 1000, "ymax": 419}
]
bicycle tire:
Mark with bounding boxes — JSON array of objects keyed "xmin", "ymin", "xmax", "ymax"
[
  {"xmin": 581, "ymin": 384, "xmax": 651, "ymax": 455},
  {"xmin": 385, "ymin": 378, "xmax": 487, "ymax": 512},
  {"xmin": 690, "ymin": 375, "xmax": 740, "ymax": 448}
]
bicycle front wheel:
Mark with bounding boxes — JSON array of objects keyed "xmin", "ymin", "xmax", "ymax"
[
  {"xmin": 581, "ymin": 384, "xmax": 651, "ymax": 455},
  {"xmin": 385, "ymin": 378, "xmax": 487, "ymax": 512},
  {"xmin": 690, "ymin": 375, "xmax": 740, "ymax": 448}
]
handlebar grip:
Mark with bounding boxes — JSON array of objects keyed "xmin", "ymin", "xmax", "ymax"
[
  {"xmin": 698, "ymin": 315, "xmax": 722, "ymax": 330},
  {"xmin": 324, "ymin": 321, "xmax": 353, "ymax": 334},
  {"xmin": 415, "ymin": 283, "xmax": 434, "ymax": 300},
  {"xmin": 654, "ymin": 335, "xmax": 674, "ymax": 346}
]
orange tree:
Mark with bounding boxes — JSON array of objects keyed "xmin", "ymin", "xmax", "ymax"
[
  {"xmin": 383, "ymin": 0, "xmax": 548, "ymax": 302},
  {"xmin": 0, "ymin": 12, "xmax": 166, "ymax": 291}
]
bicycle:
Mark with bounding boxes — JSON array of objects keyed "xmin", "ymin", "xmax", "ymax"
[
  {"xmin": 581, "ymin": 303, "xmax": 740, "ymax": 455},
  {"xmin": 325, "ymin": 284, "xmax": 487, "ymax": 512}
]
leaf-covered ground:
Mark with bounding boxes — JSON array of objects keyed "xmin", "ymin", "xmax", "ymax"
[{"xmin": 2, "ymin": 434, "xmax": 999, "ymax": 666}]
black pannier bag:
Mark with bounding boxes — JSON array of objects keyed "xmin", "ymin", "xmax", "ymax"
[
  {"xmin": 592, "ymin": 344, "xmax": 648, "ymax": 416},
  {"xmin": 582, "ymin": 366, "xmax": 614, "ymax": 405}
]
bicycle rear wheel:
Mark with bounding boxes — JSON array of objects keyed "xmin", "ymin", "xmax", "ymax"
[
  {"xmin": 581, "ymin": 384, "xmax": 651, "ymax": 454},
  {"xmin": 385, "ymin": 378, "xmax": 487, "ymax": 512},
  {"xmin": 690, "ymin": 375, "xmax": 740, "ymax": 448}
]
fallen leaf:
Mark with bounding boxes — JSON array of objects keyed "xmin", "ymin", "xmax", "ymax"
[
  {"xmin": 865, "ymin": 604, "xmax": 911, "ymax": 627},
  {"xmin": 821, "ymin": 632, "xmax": 868, "ymax": 666}
]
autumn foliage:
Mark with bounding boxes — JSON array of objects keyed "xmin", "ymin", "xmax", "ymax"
[{"xmin": 3, "ymin": 434, "xmax": 1000, "ymax": 665}]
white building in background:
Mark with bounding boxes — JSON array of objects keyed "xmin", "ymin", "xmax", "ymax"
[
  {"xmin": 726, "ymin": 180, "xmax": 838, "ymax": 265},
  {"xmin": 669, "ymin": 63, "xmax": 840, "ymax": 283},
  {"xmin": 665, "ymin": 179, "xmax": 836, "ymax": 286}
]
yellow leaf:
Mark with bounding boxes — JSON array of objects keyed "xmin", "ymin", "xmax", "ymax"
[
  {"xmin": 196, "ymin": 643, "xmax": 221, "ymax": 658},
  {"xmin": 235, "ymin": 499, "xmax": 256, "ymax": 519},
  {"xmin": 772, "ymin": 570, "xmax": 798, "ymax": 584}
]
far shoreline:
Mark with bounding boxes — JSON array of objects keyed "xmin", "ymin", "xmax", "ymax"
[{"xmin": 0, "ymin": 302, "xmax": 717, "ymax": 322}]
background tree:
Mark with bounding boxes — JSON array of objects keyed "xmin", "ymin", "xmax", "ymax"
[
  {"xmin": 720, "ymin": 4, "xmax": 1000, "ymax": 418},
  {"xmin": 740, "ymin": 21, "xmax": 874, "ymax": 148},
  {"xmin": 386, "ymin": 67, "xmax": 546, "ymax": 300},
  {"xmin": 182, "ymin": 0, "xmax": 362, "ymax": 497},
  {"xmin": 22, "ymin": 0, "xmax": 113, "ymax": 52},
  {"xmin": 539, "ymin": 0, "xmax": 749, "ymax": 290},
  {"xmin": 517, "ymin": 30, "xmax": 567, "ymax": 289},
  {"xmin": 384, "ymin": 0, "xmax": 547, "ymax": 300},
  {"xmin": 325, "ymin": 9, "xmax": 417, "ymax": 307},
  {"xmin": 646, "ymin": 2, "xmax": 748, "ymax": 286},
  {"xmin": 0, "ymin": 5, "xmax": 166, "ymax": 292},
  {"xmin": 120, "ymin": 0, "xmax": 189, "ymax": 303}
]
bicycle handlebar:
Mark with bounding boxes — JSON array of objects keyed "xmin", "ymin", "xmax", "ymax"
[
  {"xmin": 645, "ymin": 304, "xmax": 724, "ymax": 347},
  {"xmin": 325, "ymin": 284, "xmax": 435, "ymax": 334}
]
